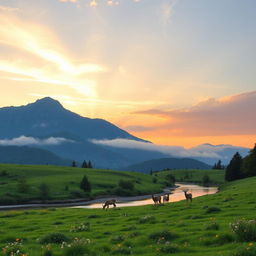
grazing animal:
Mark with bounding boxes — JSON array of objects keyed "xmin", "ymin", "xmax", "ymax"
[
  {"xmin": 183, "ymin": 189, "xmax": 192, "ymax": 202},
  {"xmin": 103, "ymin": 199, "xmax": 117, "ymax": 209},
  {"xmin": 163, "ymin": 193, "xmax": 170, "ymax": 203},
  {"xmin": 152, "ymin": 194, "xmax": 161, "ymax": 204}
]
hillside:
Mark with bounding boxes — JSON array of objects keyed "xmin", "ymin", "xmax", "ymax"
[
  {"xmin": 0, "ymin": 146, "xmax": 70, "ymax": 165},
  {"xmin": 123, "ymin": 157, "xmax": 211, "ymax": 173},
  {"xmin": 0, "ymin": 164, "xmax": 165, "ymax": 205},
  {"xmin": 0, "ymin": 175, "xmax": 255, "ymax": 255}
]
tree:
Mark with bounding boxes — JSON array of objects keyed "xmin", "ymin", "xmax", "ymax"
[
  {"xmin": 225, "ymin": 152, "xmax": 243, "ymax": 181},
  {"xmin": 118, "ymin": 179, "xmax": 134, "ymax": 190},
  {"xmin": 81, "ymin": 161, "xmax": 88, "ymax": 168},
  {"xmin": 87, "ymin": 161, "xmax": 93, "ymax": 168},
  {"xmin": 71, "ymin": 160, "xmax": 77, "ymax": 167},
  {"xmin": 165, "ymin": 174, "xmax": 176, "ymax": 185},
  {"xmin": 202, "ymin": 175, "xmax": 210, "ymax": 185},
  {"xmin": 242, "ymin": 144, "xmax": 256, "ymax": 177},
  {"xmin": 80, "ymin": 175, "xmax": 91, "ymax": 192},
  {"xmin": 17, "ymin": 178, "xmax": 30, "ymax": 193}
]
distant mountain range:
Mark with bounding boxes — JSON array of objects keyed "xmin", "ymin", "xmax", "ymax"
[
  {"xmin": 121, "ymin": 158, "xmax": 211, "ymax": 173},
  {"xmin": 0, "ymin": 97, "xmax": 250, "ymax": 169}
]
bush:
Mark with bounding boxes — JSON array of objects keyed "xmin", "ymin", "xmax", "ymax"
[
  {"xmin": 149, "ymin": 230, "xmax": 178, "ymax": 243},
  {"xmin": 231, "ymin": 220, "xmax": 256, "ymax": 242},
  {"xmin": 39, "ymin": 233, "xmax": 70, "ymax": 244},
  {"xmin": 17, "ymin": 178, "xmax": 30, "ymax": 193},
  {"xmin": 202, "ymin": 175, "xmax": 210, "ymax": 185}
]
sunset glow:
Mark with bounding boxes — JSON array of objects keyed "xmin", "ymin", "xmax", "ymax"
[{"xmin": 0, "ymin": 0, "xmax": 255, "ymax": 148}]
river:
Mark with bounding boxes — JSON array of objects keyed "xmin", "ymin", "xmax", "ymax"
[{"xmin": 73, "ymin": 183, "xmax": 218, "ymax": 209}]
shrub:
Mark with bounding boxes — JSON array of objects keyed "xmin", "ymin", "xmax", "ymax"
[
  {"xmin": 203, "ymin": 233, "xmax": 234, "ymax": 246},
  {"xmin": 2, "ymin": 240, "xmax": 26, "ymax": 256},
  {"xmin": 205, "ymin": 206, "xmax": 221, "ymax": 214},
  {"xmin": 149, "ymin": 230, "xmax": 178, "ymax": 243},
  {"xmin": 39, "ymin": 233, "xmax": 70, "ymax": 244},
  {"xmin": 230, "ymin": 220, "xmax": 256, "ymax": 242}
]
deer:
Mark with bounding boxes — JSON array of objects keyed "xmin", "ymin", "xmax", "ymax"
[
  {"xmin": 183, "ymin": 189, "xmax": 192, "ymax": 202},
  {"xmin": 163, "ymin": 193, "xmax": 170, "ymax": 203},
  {"xmin": 102, "ymin": 199, "xmax": 117, "ymax": 209},
  {"xmin": 151, "ymin": 194, "xmax": 161, "ymax": 204}
]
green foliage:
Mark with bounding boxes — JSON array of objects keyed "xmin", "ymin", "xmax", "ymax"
[
  {"xmin": 111, "ymin": 235, "xmax": 125, "ymax": 244},
  {"xmin": 242, "ymin": 144, "xmax": 256, "ymax": 177},
  {"xmin": 80, "ymin": 175, "xmax": 91, "ymax": 193},
  {"xmin": 39, "ymin": 233, "xmax": 70, "ymax": 244},
  {"xmin": 165, "ymin": 173, "xmax": 175, "ymax": 186},
  {"xmin": 231, "ymin": 220, "xmax": 256, "ymax": 242},
  {"xmin": 62, "ymin": 238, "xmax": 91, "ymax": 256},
  {"xmin": 159, "ymin": 243, "xmax": 179, "ymax": 253},
  {"xmin": 225, "ymin": 152, "xmax": 243, "ymax": 181}
]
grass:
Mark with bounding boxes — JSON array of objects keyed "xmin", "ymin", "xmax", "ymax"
[
  {"xmin": 156, "ymin": 169, "xmax": 225, "ymax": 185},
  {"xmin": 0, "ymin": 174, "xmax": 255, "ymax": 255},
  {"xmin": 0, "ymin": 164, "xmax": 166, "ymax": 204},
  {"xmin": 0, "ymin": 164, "xmax": 224, "ymax": 204}
]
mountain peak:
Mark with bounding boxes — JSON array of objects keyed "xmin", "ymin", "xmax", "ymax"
[{"xmin": 30, "ymin": 97, "xmax": 64, "ymax": 110}]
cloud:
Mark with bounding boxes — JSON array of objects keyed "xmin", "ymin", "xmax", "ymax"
[
  {"xmin": 0, "ymin": 5, "xmax": 19, "ymax": 12},
  {"xmin": 159, "ymin": 0, "xmax": 178, "ymax": 25},
  {"xmin": 0, "ymin": 136, "xmax": 73, "ymax": 146},
  {"xmin": 0, "ymin": 13, "xmax": 105, "ymax": 97},
  {"xmin": 134, "ymin": 91, "xmax": 256, "ymax": 136},
  {"xmin": 91, "ymin": 138, "xmax": 222, "ymax": 158}
]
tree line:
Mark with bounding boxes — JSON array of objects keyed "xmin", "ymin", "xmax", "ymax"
[
  {"xmin": 225, "ymin": 144, "xmax": 256, "ymax": 181},
  {"xmin": 72, "ymin": 160, "xmax": 93, "ymax": 168}
]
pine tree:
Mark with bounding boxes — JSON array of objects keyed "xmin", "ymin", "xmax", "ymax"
[
  {"xmin": 81, "ymin": 161, "xmax": 88, "ymax": 168},
  {"xmin": 216, "ymin": 160, "xmax": 222, "ymax": 169},
  {"xmin": 225, "ymin": 152, "xmax": 243, "ymax": 181},
  {"xmin": 80, "ymin": 175, "xmax": 91, "ymax": 192},
  {"xmin": 242, "ymin": 144, "xmax": 256, "ymax": 177},
  {"xmin": 87, "ymin": 161, "xmax": 93, "ymax": 168},
  {"xmin": 71, "ymin": 160, "xmax": 77, "ymax": 167}
]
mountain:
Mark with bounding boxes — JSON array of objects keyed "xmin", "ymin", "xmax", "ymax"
[
  {"xmin": 122, "ymin": 157, "xmax": 211, "ymax": 173},
  {"xmin": 0, "ymin": 98, "xmax": 168, "ymax": 168},
  {"xmin": 0, "ymin": 97, "xmax": 145, "ymax": 141},
  {"xmin": 190, "ymin": 143, "xmax": 250, "ymax": 165},
  {"xmin": 0, "ymin": 146, "xmax": 70, "ymax": 165}
]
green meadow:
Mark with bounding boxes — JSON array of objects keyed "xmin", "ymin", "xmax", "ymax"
[
  {"xmin": 0, "ymin": 172, "xmax": 256, "ymax": 255},
  {"xmin": 0, "ymin": 164, "xmax": 225, "ymax": 205}
]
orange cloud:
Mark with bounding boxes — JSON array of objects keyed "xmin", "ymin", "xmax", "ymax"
[{"xmin": 131, "ymin": 91, "xmax": 256, "ymax": 137}]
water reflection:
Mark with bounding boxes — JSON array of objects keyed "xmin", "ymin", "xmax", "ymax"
[{"xmin": 72, "ymin": 183, "xmax": 218, "ymax": 209}]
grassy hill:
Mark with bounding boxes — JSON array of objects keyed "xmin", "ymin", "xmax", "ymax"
[
  {"xmin": 0, "ymin": 176, "xmax": 255, "ymax": 255},
  {"xmin": 0, "ymin": 164, "xmax": 166, "ymax": 204},
  {"xmin": 0, "ymin": 164, "xmax": 225, "ymax": 205}
]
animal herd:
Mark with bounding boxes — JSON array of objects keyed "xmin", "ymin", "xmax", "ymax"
[{"xmin": 102, "ymin": 189, "xmax": 192, "ymax": 209}]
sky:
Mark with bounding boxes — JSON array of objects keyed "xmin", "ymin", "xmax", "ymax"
[{"xmin": 0, "ymin": 0, "xmax": 255, "ymax": 148}]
